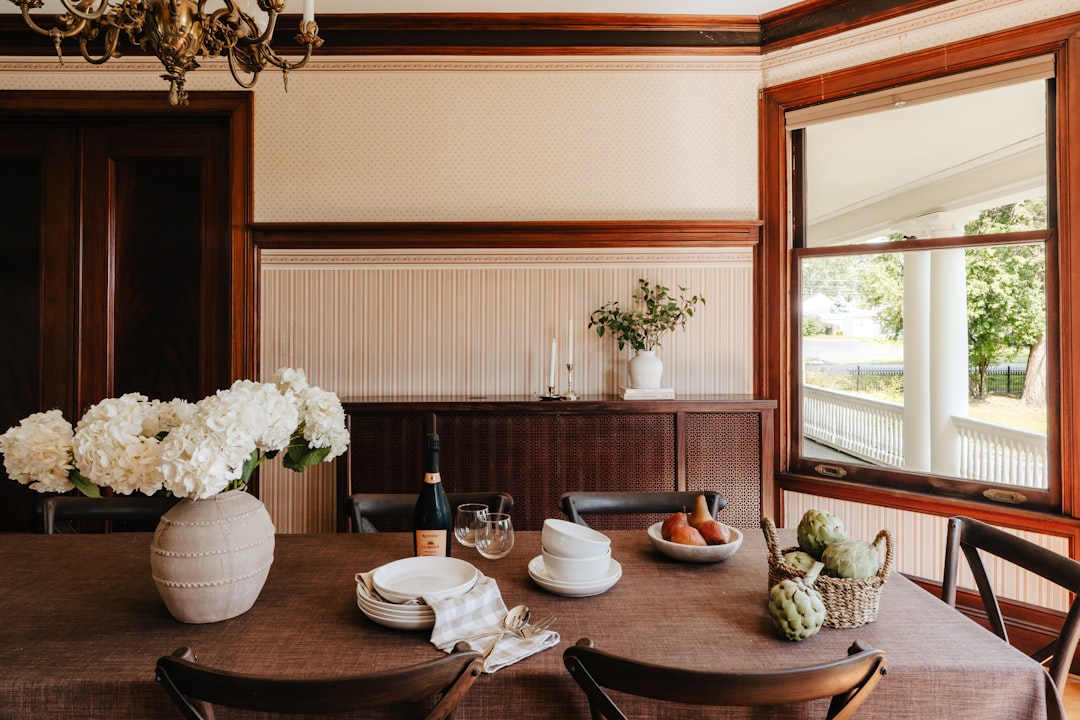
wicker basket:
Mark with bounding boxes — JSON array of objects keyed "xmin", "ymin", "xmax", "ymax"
[{"xmin": 761, "ymin": 516, "xmax": 893, "ymax": 629}]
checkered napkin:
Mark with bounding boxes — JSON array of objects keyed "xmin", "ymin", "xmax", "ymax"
[{"xmin": 425, "ymin": 575, "xmax": 560, "ymax": 673}]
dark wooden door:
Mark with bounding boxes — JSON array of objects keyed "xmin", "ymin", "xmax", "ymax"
[{"xmin": 0, "ymin": 93, "xmax": 253, "ymax": 531}]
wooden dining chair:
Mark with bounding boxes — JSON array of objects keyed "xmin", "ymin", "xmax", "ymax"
[
  {"xmin": 559, "ymin": 491, "xmax": 726, "ymax": 528},
  {"xmin": 40, "ymin": 495, "xmax": 180, "ymax": 533},
  {"xmin": 563, "ymin": 638, "xmax": 887, "ymax": 720},
  {"xmin": 347, "ymin": 491, "xmax": 514, "ymax": 533},
  {"xmin": 156, "ymin": 644, "xmax": 484, "ymax": 720},
  {"xmin": 941, "ymin": 514, "xmax": 1080, "ymax": 691}
]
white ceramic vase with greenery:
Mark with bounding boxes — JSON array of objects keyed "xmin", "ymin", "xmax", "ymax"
[{"xmin": 588, "ymin": 279, "xmax": 705, "ymax": 389}]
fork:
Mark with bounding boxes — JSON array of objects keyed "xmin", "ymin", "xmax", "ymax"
[
  {"xmin": 461, "ymin": 615, "xmax": 556, "ymax": 643},
  {"xmin": 518, "ymin": 615, "xmax": 556, "ymax": 637}
]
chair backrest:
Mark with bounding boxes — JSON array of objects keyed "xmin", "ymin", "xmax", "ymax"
[
  {"xmin": 156, "ymin": 645, "xmax": 484, "ymax": 720},
  {"xmin": 941, "ymin": 514, "xmax": 1080, "ymax": 691},
  {"xmin": 41, "ymin": 495, "xmax": 180, "ymax": 534},
  {"xmin": 563, "ymin": 638, "xmax": 887, "ymax": 720},
  {"xmin": 348, "ymin": 491, "xmax": 514, "ymax": 533},
  {"xmin": 559, "ymin": 491, "xmax": 726, "ymax": 528}
]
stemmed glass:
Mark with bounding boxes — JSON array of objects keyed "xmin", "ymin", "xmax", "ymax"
[
  {"xmin": 476, "ymin": 513, "xmax": 515, "ymax": 559},
  {"xmin": 454, "ymin": 503, "xmax": 488, "ymax": 548}
]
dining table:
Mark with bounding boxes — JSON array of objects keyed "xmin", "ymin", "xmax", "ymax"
[{"xmin": 0, "ymin": 525, "xmax": 1065, "ymax": 720}]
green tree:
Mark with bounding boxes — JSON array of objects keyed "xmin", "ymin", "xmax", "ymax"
[
  {"xmin": 965, "ymin": 200, "xmax": 1047, "ymax": 401},
  {"xmin": 859, "ymin": 253, "xmax": 904, "ymax": 340}
]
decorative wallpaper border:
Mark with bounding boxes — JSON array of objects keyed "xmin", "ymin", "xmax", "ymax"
[{"xmin": 260, "ymin": 247, "xmax": 754, "ymax": 268}]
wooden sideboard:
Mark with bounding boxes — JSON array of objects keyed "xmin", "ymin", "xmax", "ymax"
[{"xmin": 336, "ymin": 396, "xmax": 776, "ymax": 532}]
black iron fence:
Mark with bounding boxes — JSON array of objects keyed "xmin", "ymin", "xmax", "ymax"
[{"xmin": 804, "ymin": 363, "xmax": 1027, "ymax": 397}]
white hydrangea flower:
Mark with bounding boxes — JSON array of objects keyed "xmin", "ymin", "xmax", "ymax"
[
  {"xmin": 157, "ymin": 380, "xmax": 298, "ymax": 499},
  {"xmin": 273, "ymin": 367, "xmax": 309, "ymax": 398},
  {"xmin": 72, "ymin": 393, "xmax": 173, "ymax": 496},
  {"xmin": 297, "ymin": 385, "xmax": 349, "ymax": 460},
  {"xmin": 0, "ymin": 409, "xmax": 76, "ymax": 493}
]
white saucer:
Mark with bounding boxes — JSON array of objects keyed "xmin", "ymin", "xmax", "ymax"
[
  {"xmin": 528, "ymin": 555, "xmax": 622, "ymax": 597},
  {"xmin": 371, "ymin": 556, "xmax": 479, "ymax": 604}
]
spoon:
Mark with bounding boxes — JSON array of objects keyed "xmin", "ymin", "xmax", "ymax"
[{"xmin": 460, "ymin": 605, "xmax": 530, "ymax": 643}]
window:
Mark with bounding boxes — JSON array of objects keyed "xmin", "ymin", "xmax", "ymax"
[{"xmin": 788, "ymin": 59, "xmax": 1056, "ymax": 511}]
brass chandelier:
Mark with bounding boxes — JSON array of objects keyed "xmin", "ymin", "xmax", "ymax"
[{"xmin": 9, "ymin": 0, "xmax": 323, "ymax": 105}]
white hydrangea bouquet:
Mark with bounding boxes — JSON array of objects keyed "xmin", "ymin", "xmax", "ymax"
[{"xmin": 0, "ymin": 368, "xmax": 349, "ymax": 501}]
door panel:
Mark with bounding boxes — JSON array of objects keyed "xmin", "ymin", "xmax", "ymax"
[{"xmin": 0, "ymin": 96, "xmax": 248, "ymax": 532}]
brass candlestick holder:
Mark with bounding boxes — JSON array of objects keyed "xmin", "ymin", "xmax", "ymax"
[{"xmin": 562, "ymin": 363, "xmax": 578, "ymax": 400}]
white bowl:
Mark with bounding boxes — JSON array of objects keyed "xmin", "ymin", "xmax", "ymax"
[
  {"xmin": 371, "ymin": 556, "xmax": 478, "ymax": 604},
  {"xmin": 542, "ymin": 518, "xmax": 611, "ymax": 559},
  {"xmin": 542, "ymin": 546, "xmax": 612, "ymax": 582},
  {"xmin": 646, "ymin": 522, "xmax": 743, "ymax": 563},
  {"xmin": 528, "ymin": 555, "xmax": 622, "ymax": 597}
]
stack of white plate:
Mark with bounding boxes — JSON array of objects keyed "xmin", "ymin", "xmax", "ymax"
[
  {"xmin": 527, "ymin": 555, "xmax": 622, "ymax": 597},
  {"xmin": 356, "ymin": 556, "xmax": 479, "ymax": 630}
]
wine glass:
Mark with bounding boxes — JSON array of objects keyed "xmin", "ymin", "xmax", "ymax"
[
  {"xmin": 476, "ymin": 513, "xmax": 515, "ymax": 559},
  {"xmin": 454, "ymin": 503, "xmax": 488, "ymax": 547}
]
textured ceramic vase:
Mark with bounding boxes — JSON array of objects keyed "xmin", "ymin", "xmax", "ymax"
[
  {"xmin": 628, "ymin": 350, "xmax": 664, "ymax": 389},
  {"xmin": 150, "ymin": 488, "xmax": 275, "ymax": 624}
]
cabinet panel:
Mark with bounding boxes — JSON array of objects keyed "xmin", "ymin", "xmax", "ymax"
[{"xmin": 339, "ymin": 398, "xmax": 775, "ymax": 532}]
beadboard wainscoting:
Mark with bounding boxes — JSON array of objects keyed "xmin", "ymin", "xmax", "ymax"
[
  {"xmin": 783, "ymin": 491, "xmax": 1071, "ymax": 613},
  {"xmin": 258, "ymin": 245, "xmax": 754, "ymax": 532}
]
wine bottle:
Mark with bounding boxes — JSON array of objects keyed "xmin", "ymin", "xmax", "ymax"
[{"xmin": 413, "ymin": 432, "xmax": 451, "ymax": 557}]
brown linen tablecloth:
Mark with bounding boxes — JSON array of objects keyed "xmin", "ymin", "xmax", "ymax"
[{"xmin": 0, "ymin": 529, "xmax": 1063, "ymax": 719}]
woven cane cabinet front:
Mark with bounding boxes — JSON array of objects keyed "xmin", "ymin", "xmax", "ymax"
[{"xmin": 336, "ymin": 397, "xmax": 776, "ymax": 532}]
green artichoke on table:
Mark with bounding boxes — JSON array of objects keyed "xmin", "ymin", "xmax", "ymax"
[
  {"xmin": 767, "ymin": 562, "xmax": 826, "ymax": 641},
  {"xmin": 796, "ymin": 508, "xmax": 847, "ymax": 559},
  {"xmin": 783, "ymin": 550, "xmax": 818, "ymax": 572},
  {"xmin": 821, "ymin": 538, "xmax": 880, "ymax": 579}
]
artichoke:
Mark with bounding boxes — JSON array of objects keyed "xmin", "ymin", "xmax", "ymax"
[
  {"xmin": 797, "ymin": 509, "xmax": 847, "ymax": 559},
  {"xmin": 783, "ymin": 550, "xmax": 818, "ymax": 572},
  {"xmin": 767, "ymin": 561, "xmax": 826, "ymax": 641},
  {"xmin": 821, "ymin": 539, "xmax": 880, "ymax": 579}
]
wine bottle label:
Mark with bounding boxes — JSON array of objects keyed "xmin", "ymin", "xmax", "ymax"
[
  {"xmin": 415, "ymin": 529, "xmax": 449, "ymax": 556},
  {"xmin": 423, "ymin": 472, "xmax": 441, "ymax": 485}
]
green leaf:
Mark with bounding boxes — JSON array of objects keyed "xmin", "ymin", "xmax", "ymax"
[
  {"xmin": 69, "ymin": 471, "xmax": 101, "ymax": 498},
  {"xmin": 282, "ymin": 442, "xmax": 332, "ymax": 472}
]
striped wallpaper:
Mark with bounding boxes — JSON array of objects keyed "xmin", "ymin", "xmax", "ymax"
[{"xmin": 259, "ymin": 246, "xmax": 754, "ymax": 532}]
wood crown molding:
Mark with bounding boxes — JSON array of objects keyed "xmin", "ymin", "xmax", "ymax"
[{"xmin": 0, "ymin": 1, "xmax": 951, "ymax": 58}]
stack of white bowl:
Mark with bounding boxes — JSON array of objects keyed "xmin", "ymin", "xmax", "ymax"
[{"xmin": 529, "ymin": 519, "xmax": 622, "ymax": 597}]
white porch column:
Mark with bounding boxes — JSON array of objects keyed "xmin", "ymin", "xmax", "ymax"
[
  {"xmin": 930, "ymin": 247, "xmax": 968, "ymax": 477},
  {"xmin": 903, "ymin": 251, "xmax": 931, "ymax": 471}
]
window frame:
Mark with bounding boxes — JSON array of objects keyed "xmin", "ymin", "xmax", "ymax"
[{"xmin": 758, "ymin": 15, "xmax": 1080, "ymax": 523}]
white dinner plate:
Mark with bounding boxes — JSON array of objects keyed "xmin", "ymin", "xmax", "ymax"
[
  {"xmin": 356, "ymin": 597, "xmax": 436, "ymax": 630},
  {"xmin": 371, "ymin": 556, "xmax": 479, "ymax": 604},
  {"xmin": 528, "ymin": 555, "xmax": 622, "ymax": 597},
  {"xmin": 356, "ymin": 588, "xmax": 435, "ymax": 619}
]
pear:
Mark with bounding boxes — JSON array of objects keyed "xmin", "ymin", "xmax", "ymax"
[
  {"xmin": 661, "ymin": 511, "xmax": 689, "ymax": 541},
  {"xmin": 687, "ymin": 494, "xmax": 713, "ymax": 529},
  {"xmin": 670, "ymin": 525, "xmax": 707, "ymax": 546},
  {"xmin": 697, "ymin": 519, "xmax": 732, "ymax": 545}
]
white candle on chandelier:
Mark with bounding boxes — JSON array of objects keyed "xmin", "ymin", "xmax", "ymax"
[{"xmin": 303, "ymin": 0, "xmax": 315, "ymax": 24}]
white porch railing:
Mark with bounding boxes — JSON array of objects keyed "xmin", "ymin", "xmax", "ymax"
[
  {"xmin": 953, "ymin": 416, "xmax": 1048, "ymax": 489},
  {"xmin": 803, "ymin": 385, "xmax": 1048, "ymax": 489},
  {"xmin": 803, "ymin": 386, "xmax": 904, "ymax": 466}
]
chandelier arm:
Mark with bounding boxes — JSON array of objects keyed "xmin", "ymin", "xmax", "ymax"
[
  {"xmin": 260, "ymin": 42, "xmax": 312, "ymax": 72},
  {"xmin": 16, "ymin": 6, "xmax": 88, "ymax": 40},
  {"xmin": 226, "ymin": 49, "xmax": 260, "ymax": 89},
  {"xmin": 77, "ymin": 25, "xmax": 121, "ymax": 65},
  {"xmin": 58, "ymin": 0, "xmax": 112, "ymax": 22}
]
